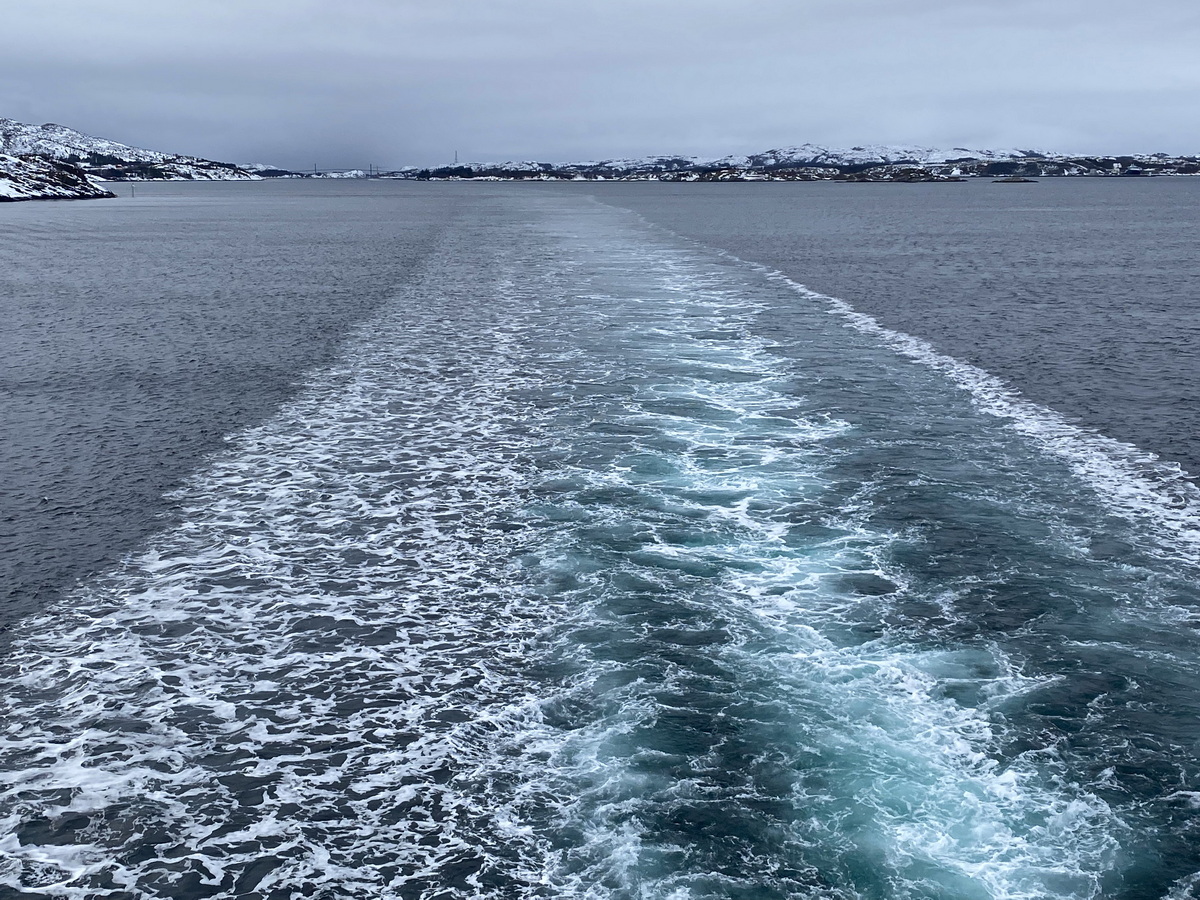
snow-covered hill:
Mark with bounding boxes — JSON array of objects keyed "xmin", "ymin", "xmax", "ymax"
[
  {"xmin": 0, "ymin": 154, "xmax": 116, "ymax": 201},
  {"xmin": 710, "ymin": 144, "xmax": 1052, "ymax": 168},
  {"xmin": 0, "ymin": 119, "xmax": 261, "ymax": 181},
  {"xmin": 407, "ymin": 143, "xmax": 1198, "ymax": 181},
  {"xmin": 5, "ymin": 117, "xmax": 1193, "ymax": 187},
  {"xmin": 441, "ymin": 144, "xmax": 1050, "ymax": 176}
]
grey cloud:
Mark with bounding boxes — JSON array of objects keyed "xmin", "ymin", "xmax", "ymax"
[{"xmin": 2, "ymin": 0, "xmax": 1197, "ymax": 168}]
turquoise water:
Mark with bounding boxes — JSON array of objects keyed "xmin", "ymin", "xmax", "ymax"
[{"xmin": 1, "ymin": 185, "xmax": 1198, "ymax": 898}]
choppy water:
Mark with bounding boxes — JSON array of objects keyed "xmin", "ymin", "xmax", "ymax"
[
  {"xmin": 601, "ymin": 178, "xmax": 1200, "ymax": 475},
  {"xmin": 2, "ymin": 182, "xmax": 1200, "ymax": 899},
  {"xmin": 0, "ymin": 182, "xmax": 450, "ymax": 620}
]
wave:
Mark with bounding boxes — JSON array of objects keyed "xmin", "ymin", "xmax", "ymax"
[
  {"xmin": 595, "ymin": 195, "xmax": 1200, "ymax": 568},
  {"xmin": 0, "ymin": 193, "xmax": 1141, "ymax": 898}
]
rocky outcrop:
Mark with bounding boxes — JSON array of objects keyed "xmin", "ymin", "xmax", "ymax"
[{"xmin": 0, "ymin": 154, "xmax": 116, "ymax": 202}]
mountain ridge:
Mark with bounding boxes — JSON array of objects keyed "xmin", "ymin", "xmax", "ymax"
[
  {"xmin": 0, "ymin": 119, "xmax": 261, "ymax": 181},
  {"xmin": 2, "ymin": 116, "xmax": 1198, "ymax": 195},
  {"xmin": 452, "ymin": 144, "xmax": 1055, "ymax": 173},
  {"xmin": 404, "ymin": 144, "xmax": 1198, "ymax": 181}
]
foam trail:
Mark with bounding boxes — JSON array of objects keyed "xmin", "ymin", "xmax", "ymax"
[
  {"xmin": 0, "ymin": 232, "xmax": 571, "ymax": 898},
  {"xmin": 791, "ymin": 279, "xmax": 1200, "ymax": 560},
  {"xmin": 487, "ymin": 221, "xmax": 1121, "ymax": 899},
  {"xmin": 595, "ymin": 195, "xmax": 1200, "ymax": 566},
  {"xmin": 0, "ymin": 194, "xmax": 1131, "ymax": 898}
]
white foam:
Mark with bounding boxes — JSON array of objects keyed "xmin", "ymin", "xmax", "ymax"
[
  {"xmin": 0, "ymin": 194, "xmax": 1128, "ymax": 899},
  {"xmin": 1168, "ymin": 871, "xmax": 1200, "ymax": 900},
  {"xmin": 473, "ymin": 209, "xmax": 1120, "ymax": 899},
  {"xmin": 805, "ymin": 282, "xmax": 1200, "ymax": 559},
  {"xmin": 596, "ymin": 195, "xmax": 1200, "ymax": 568},
  {"xmin": 0, "ymin": 226, "xmax": 570, "ymax": 898}
]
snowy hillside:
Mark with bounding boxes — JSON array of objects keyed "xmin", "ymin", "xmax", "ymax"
[
  {"xmin": 0, "ymin": 154, "xmax": 116, "ymax": 201},
  {"xmin": 408, "ymin": 143, "xmax": 1198, "ymax": 181},
  {"xmin": 0, "ymin": 119, "xmax": 261, "ymax": 181},
  {"xmin": 444, "ymin": 144, "xmax": 1049, "ymax": 175},
  {"xmin": 710, "ymin": 144, "xmax": 1052, "ymax": 168}
]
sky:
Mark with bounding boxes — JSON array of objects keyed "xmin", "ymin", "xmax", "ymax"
[{"xmin": 5, "ymin": 0, "xmax": 1199, "ymax": 169}]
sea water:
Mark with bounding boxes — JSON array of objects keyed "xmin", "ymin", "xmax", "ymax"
[{"xmin": 1, "ymin": 180, "xmax": 1198, "ymax": 899}]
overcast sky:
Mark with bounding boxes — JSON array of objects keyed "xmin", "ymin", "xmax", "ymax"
[{"xmin": 5, "ymin": 0, "xmax": 1199, "ymax": 168}]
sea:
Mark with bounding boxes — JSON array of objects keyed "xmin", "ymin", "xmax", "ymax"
[{"xmin": 1, "ymin": 177, "xmax": 1199, "ymax": 899}]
